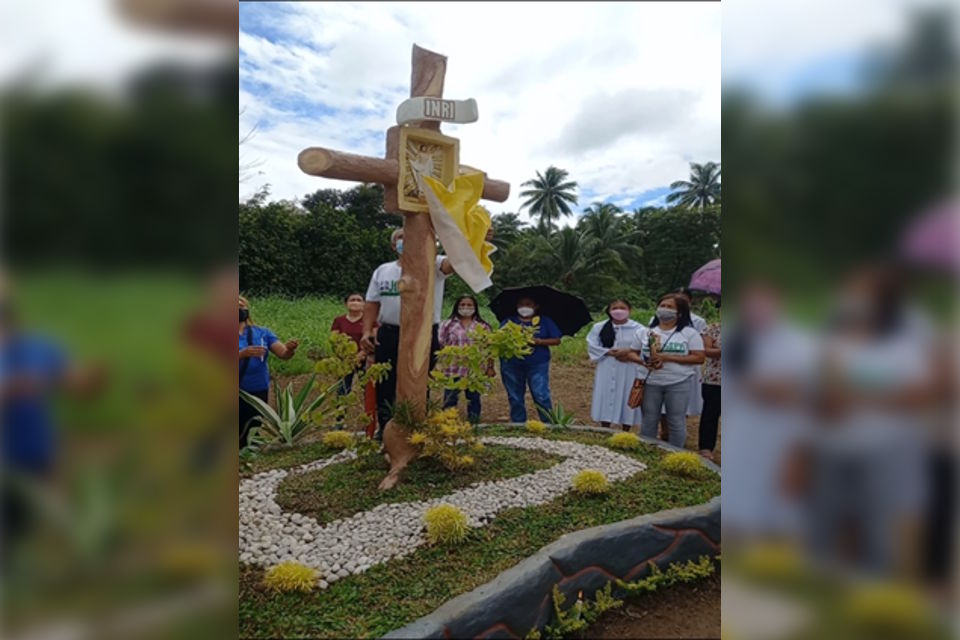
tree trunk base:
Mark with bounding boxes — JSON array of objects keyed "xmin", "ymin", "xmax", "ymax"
[{"xmin": 378, "ymin": 419, "xmax": 419, "ymax": 491}]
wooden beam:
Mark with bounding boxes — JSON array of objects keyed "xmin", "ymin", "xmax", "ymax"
[{"xmin": 299, "ymin": 145, "xmax": 510, "ymax": 203}]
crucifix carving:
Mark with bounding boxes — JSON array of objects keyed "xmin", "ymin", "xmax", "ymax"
[{"xmin": 298, "ymin": 44, "xmax": 510, "ymax": 490}]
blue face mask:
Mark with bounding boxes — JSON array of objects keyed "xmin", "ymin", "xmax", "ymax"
[{"xmin": 396, "ymin": 239, "xmax": 404, "ymax": 255}]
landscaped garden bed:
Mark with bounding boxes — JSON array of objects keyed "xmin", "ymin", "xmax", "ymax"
[{"xmin": 239, "ymin": 425, "xmax": 720, "ymax": 639}]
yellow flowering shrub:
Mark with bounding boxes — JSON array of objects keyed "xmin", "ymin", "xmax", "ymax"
[
  {"xmin": 572, "ymin": 469, "xmax": 610, "ymax": 495},
  {"xmin": 408, "ymin": 407, "xmax": 480, "ymax": 471},
  {"xmin": 263, "ymin": 561, "xmax": 320, "ymax": 593},
  {"xmin": 321, "ymin": 430, "xmax": 355, "ymax": 450},
  {"xmin": 607, "ymin": 432, "xmax": 641, "ymax": 450},
  {"xmin": 526, "ymin": 420, "xmax": 548, "ymax": 434},
  {"xmin": 424, "ymin": 503, "xmax": 469, "ymax": 544},
  {"xmin": 662, "ymin": 452, "xmax": 709, "ymax": 478}
]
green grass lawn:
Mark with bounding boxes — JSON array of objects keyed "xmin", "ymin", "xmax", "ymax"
[
  {"xmin": 276, "ymin": 444, "xmax": 564, "ymax": 525},
  {"xmin": 239, "ymin": 426, "xmax": 720, "ymax": 639}
]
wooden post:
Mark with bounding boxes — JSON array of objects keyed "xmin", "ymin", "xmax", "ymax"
[{"xmin": 297, "ymin": 44, "xmax": 510, "ymax": 490}]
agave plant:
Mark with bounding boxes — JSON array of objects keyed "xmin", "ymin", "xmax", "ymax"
[{"xmin": 240, "ymin": 375, "xmax": 336, "ymax": 446}]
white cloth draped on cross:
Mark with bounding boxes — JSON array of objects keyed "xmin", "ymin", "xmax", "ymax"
[{"xmin": 420, "ymin": 172, "xmax": 496, "ymax": 293}]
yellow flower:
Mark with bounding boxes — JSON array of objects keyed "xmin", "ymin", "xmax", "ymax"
[
  {"xmin": 472, "ymin": 441, "xmax": 485, "ymax": 452},
  {"xmin": 408, "ymin": 431, "xmax": 427, "ymax": 445},
  {"xmin": 441, "ymin": 424, "xmax": 460, "ymax": 438},
  {"xmin": 459, "ymin": 455, "xmax": 475, "ymax": 467},
  {"xmin": 531, "ymin": 316, "xmax": 540, "ymax": 326}
]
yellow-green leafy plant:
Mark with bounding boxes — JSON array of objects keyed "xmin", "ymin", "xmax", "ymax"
[
  {"xmin": 321, "ymin": 430, "xmax": 355, "ymax": 450},
  {"xmin": 423, "ymin": 503, "xmax": 469, "ymax": 544},
  {"xmin": 736, "ymin": 542, "xmax": 806, "ymax": 582},
  {"xmin": 571, "ymin": 469, "xmax": 610, "ymax": 495},
  {"xmin": 241, "ymin": 331, "xmax": 389, "ymax": 447},
  {"xmin": 662, "ymin": 451, "xmax": 709, "ymax": 478},
  {"xmin": 408, "ymin": 407, "xmax": 480, "ymax": 471},
  {"xmin": 607, "ymin": 432, "xmax": 641, "ymax": 450},
  {"xmin": 430, "ymin": 322, "xmax": 534, "ymax": 397},
  {"xmin": 263, "ymin": 561, "xmax": 320, "ymax": 593},
  {"xmin": 615, "ymin": 555, "xmax": 715, "ymax": 595},
  {"xmin": 526, "ymin": 419, "xmax": 548, "ymax": 434},
  {"xmin": 843, "ymin": 582, "xmax": 936, "ymax": 636}
]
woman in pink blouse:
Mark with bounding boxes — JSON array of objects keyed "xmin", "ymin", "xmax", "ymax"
[{"xmin": 438, "ymin": 295, "xmax": 493, "ymax": 423}]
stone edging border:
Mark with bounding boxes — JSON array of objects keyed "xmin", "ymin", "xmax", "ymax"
[{"xmin": 382, "ymin": 423, "xmax": 720, "ymax": 639}]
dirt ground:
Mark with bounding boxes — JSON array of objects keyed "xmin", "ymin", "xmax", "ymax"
[{"xmin": 583, "ymin": 573, "xmax": 721, "ymax": 639}]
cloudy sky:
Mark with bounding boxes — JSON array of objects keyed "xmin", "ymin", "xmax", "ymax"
[{"xmin": 238, "ymin": 2, "xmax": 721, "ymax": 221}]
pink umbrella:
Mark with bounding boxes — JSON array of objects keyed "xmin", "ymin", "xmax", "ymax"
[
  {"xmin": 689, "ymin": 259, "xmax": 721, "ymax": 295},
  {"xmin": 900, "ymin": 199, "xmax": 960, "ymax": 274}
]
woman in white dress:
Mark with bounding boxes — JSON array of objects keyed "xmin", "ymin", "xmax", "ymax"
[{"xmin": 586, "ymin": 299, "xmax": 646, "ymax": 431}]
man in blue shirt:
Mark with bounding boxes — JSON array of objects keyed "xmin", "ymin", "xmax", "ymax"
[{"xmin": 499, "ymin": 296, "xmax": 562, "ymax": 423}]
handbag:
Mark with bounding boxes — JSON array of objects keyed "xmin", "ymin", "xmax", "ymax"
[
  {"xmin": 627, "ymin": 329, "xmax": 679, "ymax": 409},
  {"xmin": 627, "ymin": 375, "xmax": 647, "ymax": 408}
]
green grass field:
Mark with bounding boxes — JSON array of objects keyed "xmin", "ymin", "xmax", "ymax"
[{"xmin": 248, "ymin": 294, "xmax": 720, "ymax": 376}]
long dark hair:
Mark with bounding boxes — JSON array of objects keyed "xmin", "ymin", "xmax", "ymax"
[
  {"xmin": 449, "ymin": 295, "xmax": 486, "ymax": 325},
  {"xmin": 599, "ymin": 299, "xmax": 631, "ymax": 348},
  {"xmin": 650, "ymin": 293, "xmax": 692, "ymax": 331}
]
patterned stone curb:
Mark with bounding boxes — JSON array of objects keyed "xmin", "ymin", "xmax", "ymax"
[{"xmin": 382, "ymin": 423, "xmax": 720, "ymax": 639}]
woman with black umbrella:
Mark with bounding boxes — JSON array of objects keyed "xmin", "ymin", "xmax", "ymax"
[{"xmin": 498, "ymin": 295, "xmax": 562, "ymax": 423}]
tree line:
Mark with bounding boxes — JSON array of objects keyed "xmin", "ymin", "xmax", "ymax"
[{"xmin": 239, "ymin": 163, "xmax": 720, "ymax": 310}]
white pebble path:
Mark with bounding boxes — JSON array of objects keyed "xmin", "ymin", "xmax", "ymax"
[{"xmin": 239, "ymin": 436, "xmax": 646, "ymax": 587}]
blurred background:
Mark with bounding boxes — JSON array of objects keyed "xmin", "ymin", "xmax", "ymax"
[
  {"xmin": 1, "ymin": 0, "xmax": 237, "ymax": 638},
  {"xmin": 722, "ymin": 0, "xmax": 957, "ymax": 638}
]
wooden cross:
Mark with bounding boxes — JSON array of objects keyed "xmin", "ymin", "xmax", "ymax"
[{"xmin": 298, "ymin": 44, "xmax": 510, "ymax": 490}]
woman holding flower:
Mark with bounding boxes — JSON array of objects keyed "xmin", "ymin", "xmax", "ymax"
[{"xmin": 437, "ymin": 295, "xmax": 493, "ymax": 423}]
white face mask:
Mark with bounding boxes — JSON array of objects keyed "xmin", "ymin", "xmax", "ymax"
[
  {"xmin": 517, "ymin": 306, "xmax": 535, "ymax": 318},
  {"xmin": 656, "ymin": 306, "xmax": 678, "ymax": 322},
  {"xmin": 458, "ymin": 306, "xmax": 475, "ymax": 317}
]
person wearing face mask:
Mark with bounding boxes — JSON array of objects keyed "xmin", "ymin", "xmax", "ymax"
[
  {"xmin": 498, "ymin": 296, "xmax": 563, "ymax": 423},
  {"xmin": 438, "ymin": 295, "xmax": 493, "ymax": 423},
  {"xmin": 331, "ymin": 293, "xmax": 375, "ymax": 394},
  {"xmin": 621, "ymin": 293, "xmax": 704, "ymax": 447},
  {"xmin": 239, "ymin": 295, "xmax": 299, "ymax": 448},
  {"xmin": 586, "ymin": 299, "xmax": 646, "ymax": 431},
  {"xmin": 649, "ymin": 287, "xmax": 708, "ymax": 439},
  {"xmin": 361, "ymin": 228, "xmax": 456, "ymax": 440}
]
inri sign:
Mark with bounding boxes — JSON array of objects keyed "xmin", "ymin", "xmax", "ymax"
[{"xmin": 396, "ymin": 97, "xmax": 479, "ymax": 126}]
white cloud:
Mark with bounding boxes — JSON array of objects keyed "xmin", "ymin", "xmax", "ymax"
[
  {"xmin": 239, "ymin": 2, "xmax": 720, "ymax": 216},
  {"xmin": 0, "ymin": 0, "xmax": 229, "ymax": 92}
]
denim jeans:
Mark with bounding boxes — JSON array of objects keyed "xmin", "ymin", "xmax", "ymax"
[
  {"xmin": 443, "ymin": 379, "xmax": 481, "ymax": 423},
  {"xmin": 640, "ymin": 379, "xmax": 690, "ymax": 447},
  {"xmin": 500, "ymin": 358, "xmax": 552, "ymax": 423}
]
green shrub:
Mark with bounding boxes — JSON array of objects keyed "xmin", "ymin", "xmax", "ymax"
[
  {"xmin": 571, "ymin": 470, "xmax": 610, "ymax": 495},
  {"xmin": 662, "ymin": 451, "xmax": 709, "ymax": 478},
  {"xmin": 607, "ymin": 432, "xmax": 641, "ymax": 450},
  {"xmin": 423, "ymin": 504, "xmax": 469, "ymax": 545}
]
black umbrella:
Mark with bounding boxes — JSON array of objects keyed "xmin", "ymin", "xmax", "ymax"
[{"xmin": 489, "ymin": 285, "xmax": 592, "ymax": 337}]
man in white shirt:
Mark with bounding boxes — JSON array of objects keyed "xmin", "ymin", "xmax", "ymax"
[{"xmin": 361, "ymin": 228, "xmax": 455, "ymax": 439}]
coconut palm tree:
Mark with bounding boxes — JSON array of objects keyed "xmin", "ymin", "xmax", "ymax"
[
  {"xmin": 531, "ymin": 227, "xmax": 620, "ymax": 302},
  {"xmin": 666, "ymin": 161, "xmax": 721, "ymax": 209},
  {"xmin": 490, "ymin": 212, "xmax": 526, "ymax": 249},
  {"xmin": 519, "ymin": 166, "xmax": 579, "ymax": 234},
  {"xmin": 578, "ymin": 202, "xmax": 640, "ymax": 269}
]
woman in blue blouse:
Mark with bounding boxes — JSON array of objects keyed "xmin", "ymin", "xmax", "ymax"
[{"xmin": 239, "ymin": 296, "xmax": 299, "ymax": 448}]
